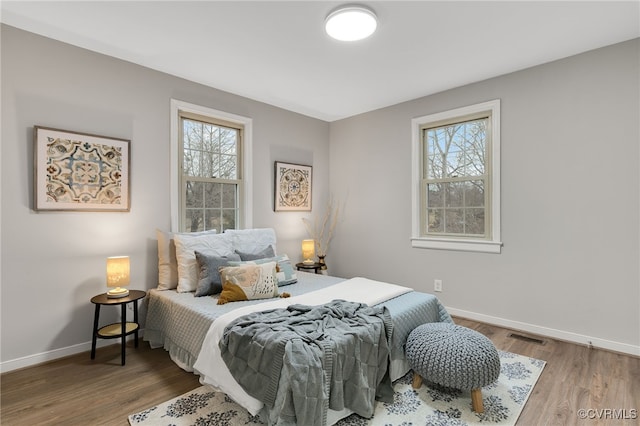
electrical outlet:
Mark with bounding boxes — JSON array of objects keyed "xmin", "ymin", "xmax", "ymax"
[{"xmin": 434, "ymin": 279, "xmax": 442, "ymax": 292}]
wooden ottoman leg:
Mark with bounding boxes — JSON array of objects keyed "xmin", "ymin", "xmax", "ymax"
[
  {"xmin": 412, "ymin": 372, "xmax": 423, "ymax": 389},
  {"xmin": 471, "ymin": 388, "xmax": 484, "ymax": 413}
]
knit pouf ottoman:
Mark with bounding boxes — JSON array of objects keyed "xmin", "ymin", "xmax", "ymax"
[{"xmin": 406, "ymin": 322, "xmax": 500, "ymax": 413}]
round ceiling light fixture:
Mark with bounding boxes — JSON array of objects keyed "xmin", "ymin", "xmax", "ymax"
[{"xmin": 325, "ymin": 5, "xmax": 377, "ymax": 41}]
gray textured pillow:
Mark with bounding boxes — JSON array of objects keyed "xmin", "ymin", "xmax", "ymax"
[
  {"xmin": 235, "ymin": 245, "xmax": 275, "ymax": 261},
  {"xmin": 194, "ymin": 251, "xmax": 241, "ymax": 297}
]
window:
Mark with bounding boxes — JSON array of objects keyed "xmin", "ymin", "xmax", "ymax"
[
  {"xmin": 411, "ymin": 100, "xmax": 502, "ymax": 253},
  {"xmin": 171, "ymin": 100, "xmax": 252, "ymax": 233}
]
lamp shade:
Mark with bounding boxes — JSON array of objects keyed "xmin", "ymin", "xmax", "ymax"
[
  {"xmin": 302, "ymin": 239, "xmax": 315, "ymax": 264},
  {"xmin": 106, "ymin": 256, "xmax": 130, "ymax": 298}
]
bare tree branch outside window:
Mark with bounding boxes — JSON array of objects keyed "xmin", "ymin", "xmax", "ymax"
[
  {"xmin": 424, "ymin": 118, "xmax": 487, "ymax": 236},
  {"xmin": 182, "ymin": 118, "xmax": 240, "ymax": 232}
]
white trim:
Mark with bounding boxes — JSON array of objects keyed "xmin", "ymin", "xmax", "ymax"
[
  {"xmin": 170, "ymin": 99, "xmax": 253, "ymax": 232},
  {"xmin": 447, "ymin": 307, "xmax": 640, "ymax": 357},
  {"xmin": 411, "ymin": 99, "xmax": 502, "ymax": 254},
  {"xmin": 411, "ymin": 237, "xmax": 502, "ymax": 253},
  {"xmin": 5, "ymin": 309, "xmax": 637, "ymax": 372},
  {"xmin": 0, "ymin": 334, "xmax": 141, "ymax": 373}
]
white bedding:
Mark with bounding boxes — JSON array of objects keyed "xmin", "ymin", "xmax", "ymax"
[{"xmin": 192, "ymin": 277, "xmax": 412, "ymax": 417}]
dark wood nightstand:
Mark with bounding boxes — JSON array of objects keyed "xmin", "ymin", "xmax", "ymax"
[
  {"xmin": 296, "ymin": 262, "xmax": 323, "ymax": 274},
  {"xmin": 90, "ymin": 289, "xmax": 146, "ymax": 365}
]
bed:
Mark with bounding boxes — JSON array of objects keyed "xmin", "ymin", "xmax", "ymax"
[{"xmin": 144, "ymin": 228, "xmax": 452, "ymax": 425}]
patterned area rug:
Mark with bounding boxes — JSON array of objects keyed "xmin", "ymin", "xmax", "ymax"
[{"xmin": 129, "ymin": 351, "xmax": 545, "ymax": 426}]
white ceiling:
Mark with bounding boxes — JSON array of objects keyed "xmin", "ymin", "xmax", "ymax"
[{"xmin": 2, "ymin": 1, "xmax": 639, "ymax": 121}]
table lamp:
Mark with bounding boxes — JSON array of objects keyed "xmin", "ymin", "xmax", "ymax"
[
  {"xmin": 302, "ymin": 239, "xmax": 315, "ymax": 264},
  {"xmin": 106, "ymin": 256, "xmax": 130, "ymax": 298}
]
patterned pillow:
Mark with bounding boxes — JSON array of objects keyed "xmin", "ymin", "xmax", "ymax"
[
  {"xmin": 229, "ymin": 254, "xmax": 298, "ymax": 286},
  {"xmin": 194, "ymin": 251, "xmax": 241, "ymax": 297},
  {"xmin": 218, "ymin": 262, "xmax": 282, "ymax": 305}
]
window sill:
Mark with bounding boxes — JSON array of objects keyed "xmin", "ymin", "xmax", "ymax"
[{"xmin": 411, "ymin": 237, "xmax": 502, "ymax": 254}]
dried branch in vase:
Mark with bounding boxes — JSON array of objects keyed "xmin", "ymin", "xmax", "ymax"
[{"xmin": 302, "ymin": 199, "xmax": 339, "ymax": 257}]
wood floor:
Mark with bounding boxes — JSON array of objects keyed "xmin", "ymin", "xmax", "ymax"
[{"xmin": 1, "ymin": 317, "xmax": 638, "ymax": 425}]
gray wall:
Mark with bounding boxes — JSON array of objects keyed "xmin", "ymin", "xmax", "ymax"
[
  {"xmin": 2, "ymin": 25, "xmax": 638, "ymax": 369},
  {"xmin": 1, "ymin": 25, "xmax": 330, "ymax": 369},
  {"xmin": 328, "ymin": 39, "xmax": 639, "ymax": 354}
]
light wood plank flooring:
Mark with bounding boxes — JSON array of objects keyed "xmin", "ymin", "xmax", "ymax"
[{"xmin": 1, "ymin": 318, "xmax": 638, "ymax": 425}]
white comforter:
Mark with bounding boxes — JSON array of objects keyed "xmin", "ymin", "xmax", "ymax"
[{"xmin": 192, "ymin": 277, "xmax": 412, "ymax": 416}]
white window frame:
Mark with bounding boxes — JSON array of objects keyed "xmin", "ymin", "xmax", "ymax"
[
  {"xmin": 170, "ymin": 99, "xmax": 253, "ymax": 232},
  {"xmin": 411, "ymin": 99, "xmax": 502, "ymax": 253}
]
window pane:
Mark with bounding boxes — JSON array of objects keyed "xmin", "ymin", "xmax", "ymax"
[
  {"xmin": 185, "ymin": 208, "xmax": 204, "ymax": 232},
  {"xmin": 183, "ymin": 120, "xmax": 201, "ymax": 150},
  {"xmin": 222, "ymin": 209, "xmax": 236, "ymax": 231},
  {"xmin": 446, "ymin": 145, "xmax": 463, "ymax": 177},
  {"xmin": 427, "ymin": 183, "xmax": 443, "ymax": 208},
  {"xmin": 466, "ymin": 143, "xmax": 485, "ymax": 176},
  {"xmin": 465, "ymin": 180, "xmax": 485, "ymax": 207},
  {"xmin": 182, "ymin": 118, "xmax": 239, "ymax": 179},
  {"xmin": 204, "ymin": 182, "xmax": 221, "ymax": 208},
  {"xmin": 200, "ymin": 150, "xmax": 214, "ymax": 178},
  {"xmin": 208, "ymin": 155, "xmax": 220, "ymax": 178},
  {"xmin": 184, "ymin": 149, "xmax": 202, "ymax": 177},
  {"xmin": 219, "ymin": 154, "xmax": 237, "ymax": 179},
  {"xmin": 222, "ymin": 183, "xmax": 237, "ymax": 208},
  {"xmin": 465, "ymin": 208, "xmax": 485, "ymax": 235},
  {"xmin": 462, "ymin": 120, "xmax": 486, "ymax": 177},
  {"xmin": 444, "ymin": 209, "xmax": 464, "ymax": 234},
  {"xmin": 428, "ymin": 208, "xmax": 443, "ymax": 233},
  {"xmin": 425, "ymin": 118, "xmax": 487, "ymax": 179},
  {"xmin": 205, "ymin": 209, "xmax": 221, "ymax": 231},
  {"xmin": 203, "ymin": 124, "xmax": 219, "ymax": 152},
  {"xmin": 445, "ymin": 182, "xmax": 464, "ymax": 207},
  {"xmin": 220, "ymin": 129, "xmax": 237, "ymax": 154},
  {"xmin": 185, "ymin": 181, "xmax": 204, "ymax": 208},
  {"xmin": 426, "ymin": 154, "xmax": 443, "ymax": 179}
]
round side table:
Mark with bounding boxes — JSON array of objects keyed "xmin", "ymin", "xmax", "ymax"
[
  {"xmin": 295, "ymin": 262, "xmax": 322, "ymax": 274},
  {"xmin": 90, "ymin": 289, "xmax": 146, "ymax": 366}
]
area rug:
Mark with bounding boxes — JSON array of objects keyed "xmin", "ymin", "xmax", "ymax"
[{"xmin": 129, "ymin": 351, "xmax": 545, "ymax": 426}]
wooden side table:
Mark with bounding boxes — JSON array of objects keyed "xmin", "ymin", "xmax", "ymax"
[
  {"xmin": 295, "ymin": 262, "xmax": 323, "ymax": 274},
  {"xmin": 90, "ymin": 289, "xmax": 146, "ymax": 366}
]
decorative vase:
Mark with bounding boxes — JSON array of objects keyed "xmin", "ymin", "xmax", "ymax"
[{"xmin": 317, "ymin": 255, "xmax": 328, "ymax": 275}]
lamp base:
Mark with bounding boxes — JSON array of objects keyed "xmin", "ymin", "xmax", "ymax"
[
  {"xmin": 107, "ymin": 287, "xmax": 129, "ymax": 298},
  {"xmin": 302, "ymin": 259, "xmax": 315, "ymax": 265}
]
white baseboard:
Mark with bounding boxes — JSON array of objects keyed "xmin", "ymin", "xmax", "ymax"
[
  {"xmin": 447, "ymin": 307, "xmax": 640, "ymax": 357},
  {"xmin": 3, "ymin": 312, "xmax": 639, "ymax": 373},
  {"xmin": 0, "ymin": 332, "xmax": 143, "ymax": 373}
]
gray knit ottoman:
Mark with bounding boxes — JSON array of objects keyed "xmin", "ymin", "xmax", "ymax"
[{"xmin": 405, "ymin": 322, "xmax": 500, "ymax": 413}]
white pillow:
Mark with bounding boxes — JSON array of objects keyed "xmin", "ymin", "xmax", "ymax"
[
  {"xmin": 156, "ymin": 228, "xmax": 217, "ymax": 290},
  {"xmin": 226, "ymin": 228, "xmax": 277, "ymax": 255},
  {"xmin": 174, "ymin": 232, "xmax": 234, "ymax": 292}
]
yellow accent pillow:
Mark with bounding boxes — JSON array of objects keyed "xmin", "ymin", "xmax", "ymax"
[{"xmin": 218, "ymin": 261, "xmax": 285, "ymax": 305}]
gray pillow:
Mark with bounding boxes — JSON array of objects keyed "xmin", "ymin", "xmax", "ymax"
[
  {"xmin": 194, "ymin": 251, "xmax": 241, "ymax": 297},
  {"xmin": 235, "ymin": 245, "xmax": 275, "ymax": 261}
]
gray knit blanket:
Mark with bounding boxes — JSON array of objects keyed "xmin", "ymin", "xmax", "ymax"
[{"xmin": 219, "ymin": 300, "xmax": 394, "ymax": 426}]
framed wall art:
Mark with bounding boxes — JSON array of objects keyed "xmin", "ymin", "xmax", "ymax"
[
  {"xmin": 274, "ymin": 161, "xmax": 312, "ymax": 212},
  {"xmin": 34, "ymin": 126, "xmax": 131, "ymax": 211}
]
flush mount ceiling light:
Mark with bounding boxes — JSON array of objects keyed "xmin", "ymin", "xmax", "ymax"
[{"xmin": 325, "ymin": 5, "xmax": 377, "ymax": 41}]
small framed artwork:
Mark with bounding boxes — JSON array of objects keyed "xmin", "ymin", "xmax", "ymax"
[
  {"xmin": 274, "ymin": 161, "xmax": 312, "ymax": 212},
  {"xmin": 34, "ymin": 126, "xmax": 131, "ymax": 212}
]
